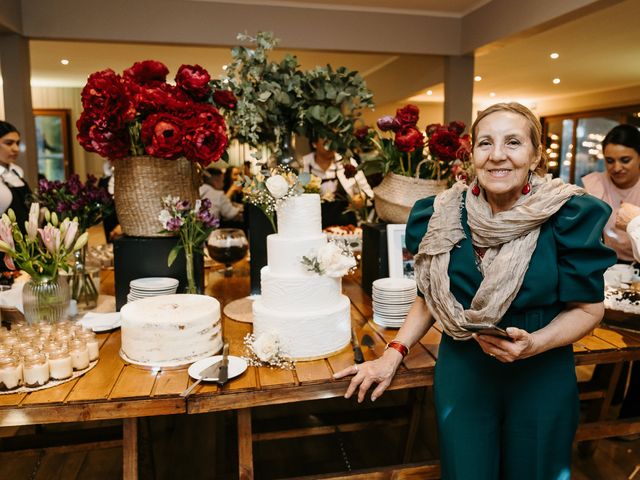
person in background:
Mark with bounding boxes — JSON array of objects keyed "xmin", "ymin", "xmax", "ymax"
[
  {"xmin": 223, "ymin": 166, "xmax": 244, "ymax": 204},
  {"xmin": 302, "ymin": 137, "xmax": 373, "ymax": 228},
  {"xmin": 243, "ymin": 160, "xmax": 254, "ymax": 179},
  {"xmin": 335, "ymin": 103, "xmax": 616, "ymax": 479},
  {"xmin": 0, "ymin": 121, "xmax": 32, "ymax": 228},
  {"xmin": 583, "ymin": 124, "xmax": 640, "ymax": 262},
  {"xmin": 200, "ymin": 167, "xmax": 243, "ymax": 227}
]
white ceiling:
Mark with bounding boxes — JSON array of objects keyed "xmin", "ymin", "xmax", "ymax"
[{"xmin": 27, "ymin": 0, "xmax": 640, "ymax": 114}]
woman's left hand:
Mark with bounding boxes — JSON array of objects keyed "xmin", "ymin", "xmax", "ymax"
[{"xmin": 473, "ymin": 327, "xmax": 537, "ymax": 362}]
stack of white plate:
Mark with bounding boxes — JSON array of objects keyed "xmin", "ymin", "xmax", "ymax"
[
  {"xmin": 127, "ymin": 277, "xmax": 180, "ymax": 303},
  {"xmin": 372, "ymin": 277, "xmax": 417, "ymax": 328}
]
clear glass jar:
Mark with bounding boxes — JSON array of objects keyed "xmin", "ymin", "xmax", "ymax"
[
  {"xmin": 23, "ymin": 352, "xmax": 49, "ymax": 387},
  {"xmin": 69, "ymin": 339, "xmax": 89, "ymax": 370},
  {"xmin": 22, "ymin": 276, "xmax": 71, "ymax": 325},
  {"xmin": 0, "ymin": 355, "xmax": 22, "ymax": 390},
  {"xmin": 36, "ymin": 322, "xmax": 54, "ymax": 337},
  {"xmin": 18, "ymin": 328, "xmax": 38, "ymax": 343},
  {"xmin": 48, "ymin": 347, "xmax": 72, "ymax": 380},
  {"xmin": 78, "ymin": 331, "xmax": 99, "ymax": 361}
]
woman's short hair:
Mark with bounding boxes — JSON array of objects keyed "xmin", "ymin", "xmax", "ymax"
[
  {"xmin": 602, "ymin": 124, "xmax": 640, "ymax": 155},
  {"xmin": 0, "ymin": 121, "xmax": 19, "ymax": 139},
  {"xmin": 471, "ymin": 102, "xmax": 548, "ymax": 176}
]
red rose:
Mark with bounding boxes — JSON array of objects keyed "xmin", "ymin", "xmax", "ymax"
[
  {"xmin": 212, "ymin": 89, "xmax": 237, "ymax": 110},
  {"xmin": 141, "ymin": 113, "xmax": 185, "ymax": 159},
  {"xmin": 428, "ymin": 127, "xmax": 460, "ymax": 161},
  {"xmin": 81, "ymin": 69, "xmax": 134, "ymax": 122},
  {"xmin": 123, "ymin": 60, "xmax": 169, "ymax": 86},
  {"xmin": 76, "ymin": 112, "xmax": 130, "ymax": 159},
  {"xmin": 426, "ymin": 123, "xmax": 443, "ymax": 136},
  {"xmin": 448, "ymin": 120, "xmax": 466, "ymax": 135},
  {"xmin": 343, "ymin": 163, "xmax": 358, "ymax": 178},
  {"xmin": 394, "ymin": 126, "xmax": 425, "ymax": 153},
  {"xmin": 395, "ymin": 104, "xmax": 420, "ymax": 127},
  {"xmin": 175, "ymin": 64, "xmax": 211, "ymax": 99},
  {"xmin": 376, "ymin": 115, "xmax": 400, "ymax": 132}
]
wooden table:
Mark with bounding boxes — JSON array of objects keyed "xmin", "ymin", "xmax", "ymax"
[{"xmin": 0, "ymin": 269, "xmax": 639, "ymax": 479}]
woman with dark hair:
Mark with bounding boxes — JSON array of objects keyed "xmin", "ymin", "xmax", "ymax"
[
  {"xmin": 223, "ymin": 166, "xmax": 243, "ymax": 203},
  {"xmin": 583, "ymin": 124, "xmax": 640, "ymax": 261},
  {"xmin": 0, "ymin": 121, "xmax": 32, "ymax": 228}
]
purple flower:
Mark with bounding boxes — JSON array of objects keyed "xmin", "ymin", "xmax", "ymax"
[
  {"xmin": 165, "ymin": 217, "xmax": 184, "ymax": 232},
  {"xmin": 177, "ymin": 200, "xmax": 191, "ymax": 212},
  {"xmin": 377, "ymin": 115, "xmax": 400, "ymax": 133}
]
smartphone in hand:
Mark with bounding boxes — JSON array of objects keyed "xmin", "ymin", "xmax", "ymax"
[{"xmin": 460, "ymin": 323, "xmax": 513, "ymax": 340}]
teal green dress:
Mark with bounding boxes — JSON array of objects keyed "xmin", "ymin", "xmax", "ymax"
[{"xmin": 406, "ymin": 194, "xmax": 616, "ymax": 480}]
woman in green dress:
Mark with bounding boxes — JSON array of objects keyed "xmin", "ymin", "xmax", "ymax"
[{"xmin": 334, "ymin": 103, "xmax": 617, "ymax": 479}]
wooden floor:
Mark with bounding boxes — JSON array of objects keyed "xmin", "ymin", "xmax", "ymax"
[{"xmin": 1, "ymin": 398, "xmax": 638, "ymax": 480}]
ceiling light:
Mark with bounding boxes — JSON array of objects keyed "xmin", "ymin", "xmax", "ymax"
[
  {"xmin": 474, "ymin": 76, "xmax": 482, "ymax": 82},
  {"xmin": 552, "ymin": 78, "xmax": 561, "ymax": 84},
  {"xmin": 60, "ymin": 59, "xmax": 70, "ymax": 65},
  {"xmin": 489, "ymin": 92, "xmax": 496, "ymax": 97},
  {"xmin": 427, "ymin": 90, "xmax": 433, "ymax": 96},
  {"xmin": 550, "ymin": 53, "xmax": 559, "ymax": 59}
]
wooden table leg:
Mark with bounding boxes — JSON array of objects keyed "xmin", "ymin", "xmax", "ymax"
[
  {"xmin": 123, "ymin": 418, "xmax": 139, "ymax": 480},
  {"xmin": 403, "ymin": 388, "xmax": 425, "ymax": 463},
  {"xmin": 238, "ymin": 408, "xmax": 254, "ymax": 480}
]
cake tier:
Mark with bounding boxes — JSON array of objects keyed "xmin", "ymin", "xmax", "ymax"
[
  {"xmin": 267, "ymin": 233, "xmax": 327, "ymax": 276},
  {"xmin": 276, "ymin": 194, "xmax": 321, "ymax": 238},
  {"xmin": 121, "ymin": 294, "xmax": 222, "ymax": 367},
  {"xmin": 253, "ymin": 295, "xmax": 351, "ymax": 360},
  {"xmin": 260, "ymin": 266, "xmax": 342, "ymax": 312}
]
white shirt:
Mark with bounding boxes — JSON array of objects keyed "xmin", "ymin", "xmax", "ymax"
[
  {"xmin": 301, "ymin": 153, "xmax": 374, "ymax": 199},
  {"xmin": 0, "ymin": 163, "xmax": 25, "ymax": 214},
  {"xmin": 627, "ymin": 215, "xmax": 640, "ymax": 262},
  {"xmin": 199, "ymin": 183, "xmax": 242, "ymax": 221}
]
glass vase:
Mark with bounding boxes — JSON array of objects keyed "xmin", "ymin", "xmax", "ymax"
[
  {"xmin": 22, "ymin": 276, "xmax": 71, "ymax": 325},
  {"xmin": 184, "ymin": 246, "xmax": 199, "ymax": 294},
  {"xmin": 70, "ymin": 245, "xmax": 99, "ymax": 311},
  {"xmin": 276, "ymin": 132, "xmax": 297, "ymax": 168}
]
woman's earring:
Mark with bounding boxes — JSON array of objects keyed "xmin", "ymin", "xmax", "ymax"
[
  {"xmin": 471, "ymin": 181, "xmax": 481, "ymax": 196},
  {"xmin": 521, "ymin": 172, "xmax": 532, "ymax": 195}
]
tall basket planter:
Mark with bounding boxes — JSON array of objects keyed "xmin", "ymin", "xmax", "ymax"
[
  {"xmin": 373, "ymin": 172, "xmax": 447, "ymax": 224},
  {"xmin": 113, "ymin": 156, "xmax": 200, "ymax": 237}
]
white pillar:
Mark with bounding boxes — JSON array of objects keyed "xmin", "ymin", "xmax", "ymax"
[
  {"xmin": 444, "ymin": 55, "xmax": 474, "ymax": 129},
  {"xmin": 0, "ymin": 34, "xmax": 37, "ymax": 186}
]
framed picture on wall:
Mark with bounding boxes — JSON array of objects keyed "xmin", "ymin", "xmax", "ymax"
[
  {"xmin": 33, "ymin": 109, "xmax": 74, "ymax": 181},
  {"xmin": 386, "ymin": 224, "xmax": 414, "ymax": 280}
]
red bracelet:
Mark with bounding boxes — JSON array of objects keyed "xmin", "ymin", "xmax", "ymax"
[{"xmin": 385, "ymin": 340, "xmax": 410, "ymax": 357}]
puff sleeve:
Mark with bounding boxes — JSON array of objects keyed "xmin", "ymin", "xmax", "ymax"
[
  {"xmin": 553, "ymin": 195, "xmax": 617, "ymax": 303},
  {"xmin": 405, "ymin": 196, "xmax": 436, "ymax": 256}
]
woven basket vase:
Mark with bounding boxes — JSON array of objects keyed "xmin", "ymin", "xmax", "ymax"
[
  {"xmin": 113, "ymin": 156, "xmax": 200, "ymax": 237},
  {"xmin": 373, "ymin": 172, "xmax": 447, "ymax": 224}
]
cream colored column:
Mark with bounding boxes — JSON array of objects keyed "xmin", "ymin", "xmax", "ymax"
[
  {"xmin": 0, "ymin": 34, "xmax": 37, "ymax": 186},
  {"xmin": 443, "ymin": 55, "xmax": 475, "ymax": 129}
]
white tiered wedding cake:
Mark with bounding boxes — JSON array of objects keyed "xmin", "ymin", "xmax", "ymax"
[{"xmin": 252, "ymin": 194, "xmax": 351, "ymax": 360}]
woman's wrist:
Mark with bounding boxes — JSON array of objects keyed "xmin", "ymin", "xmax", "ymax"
[{"xmin": 385, "ymin": 340, "xmax": 410, "ymax": 358}]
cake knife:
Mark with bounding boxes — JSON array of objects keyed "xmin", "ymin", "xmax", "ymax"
[
  {"xmin": 216, "ymin": 343, "xmax": 229, "ymax": 386},
  {"xmin": 352, "ymin": 329, "xmax": 364, "ymax": 364},
  {"xmin": 180, "ymin": 359, "xmax": 223, "ymax": 397}
]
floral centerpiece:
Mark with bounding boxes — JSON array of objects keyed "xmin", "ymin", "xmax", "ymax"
[
  {"xmin": 34, "ymin": 174, "xmax": 114, "ymax": 310},
  {"xmin": 0, "ymin": 204, "xmax": 88, "ymax": 324},
  {"xmin": 210, "ymin": 32, "xmax": 374, "ymax": 163},
  {"xmin": 77, "ymin": 60, "xmax": 230, "ymax": 237},
  {"xmin": 158, "ymin": 196, "xmax": 219, "ymax": 294}
]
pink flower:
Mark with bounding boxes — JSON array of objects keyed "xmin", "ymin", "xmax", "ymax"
[
  {"xmin": 38, "ymin": 225, "xmax": 61, "ymax": 255},
  {"xmin": 26, "ymin": 203, "xmax": 39, "ymax": 241},
  {"xmin": 0, "ymin": 220, "xmax": 15, "ymax": 250},
  {"xmin": 62, "ymin": 220, "xmax": 79, "ymax": 250}
]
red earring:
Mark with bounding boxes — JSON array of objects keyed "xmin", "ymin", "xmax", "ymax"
[
  {"xmin": 471, "ymin": 182, "xmax": 481, "ymax": 196},
  {"xmin": 522, "ymin": 172, "xmax": 532, "ymax": 195}
]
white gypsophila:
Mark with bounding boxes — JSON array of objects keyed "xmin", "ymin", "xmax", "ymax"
[
  {"xmin": 265, "ymin": 175, "xmax": 289, "ymax": 199},
  {"xmin": 158, "ymin": 209, "xmax": 173, "ymax": 230},
  {"xmin": 252, "ymin": 331, "xmax": 281, "ymax": 362},
  {"xmin": 317, "ymin": 241, "xmax": 356, "ymax": 277}
]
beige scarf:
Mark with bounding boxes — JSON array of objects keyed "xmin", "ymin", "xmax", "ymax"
[{"xmin": 413, "ymin": 174, "xmax": 584, "ymax": 340}]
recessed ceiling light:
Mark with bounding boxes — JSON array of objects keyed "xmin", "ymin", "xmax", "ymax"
[
  {"xmin": 552, "ymin": 78, "xmax": 561, "ymax": 84},
  {"xmin": 60, "ymin": 59, "xmax": 70, "ymax": 65},
  {"xmin": 550, "ymin": 53, "xmax": 559, "ymax": 59},
  {"xmin": 426, "ymin": 90, "xmax": 433, "ymax": 96},
  {"xmin": 489, "ymin": 92, "xmax": 496, "ymax": 97},
  {"xmin": 474, "ymin": 76, "xmax": 482, "ymax": 82}
]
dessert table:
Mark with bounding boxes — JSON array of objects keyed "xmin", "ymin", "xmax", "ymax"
[{"xmin": 0, "ymin": 268, "xmax": 639, "ymax": 479}]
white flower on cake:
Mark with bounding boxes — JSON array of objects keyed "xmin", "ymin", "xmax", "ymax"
[
  {"xmin": 243, "ymin": 333, "xmax": 293, "ymax": 369},
  {"xmin": 252, "ymin": 331, "xmax": 280, "ymax": 362},
  {"xmin": 301, "ymin": 241, "xmax": 356, "ymax": 277},
  {"xmin": 265, "ymin": 175, "xmax": 289, "ymax": 199}
]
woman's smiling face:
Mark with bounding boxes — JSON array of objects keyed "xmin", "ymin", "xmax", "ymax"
[{"xmin": 473, "ymin": 111, "xmax": 540, "ymax": 213}]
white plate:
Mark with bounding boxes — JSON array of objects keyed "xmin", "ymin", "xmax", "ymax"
[
  {"xmin": 372, "ymin": 277, "xmax": 416, "ymax": 291},
  {"xmin": 79, "ymin": 312, "xmax": 122, "ymax": 332},
  {"xmin": 188, "ymin": 355, "xmax": 248, "ymax": 381},
  {"xmin": 130, "ymin": 277, "xmax": 179, "ymax": 291}
]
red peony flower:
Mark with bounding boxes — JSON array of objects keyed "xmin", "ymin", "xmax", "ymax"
[
  {"xmin": 354, "ymin": 126, "xmax": 370, "ymax": 142},
  {"xmin": 426, "ymin": 123, "xmax": 443, "ymax": 136},
  {"xmin": 81, "ymin": 69, "xmax": 134, "ymax": 122},
  {"xmin": 182, "ymin": 104, "xmax": 228, "ymax": 166},
  {"xmin": 448, "ymin": 120, "xmax": 466, "ymax": 135},
  {"xmin": 395, "ymin": 105, "xmax": 420, "ymax": 127},
  {"xmin": 141, "ymin": 113, "xmax": 185, "ymax": 159},
  {"xmin": 76, "ymin": 112, "xmax": 130, "ymax": 159},
  {"xmin": 343, "ymin": 163, "xmax": 358, "ymax": 178},
  {"xmin": 128, "ymin": 82, "xmax": 192, "ymax": 116},
  {"xmin": 428, "ymin": 127, "xmax": 461, "ymax": 161},
  {"xmin": 123, "ymin": 60, "xmax": 169, "ymax": 86},
  {"xmin": 212, "ymin": 89, "xmax": 237, "ymax": 110},
  {"xmin": 394, "ymin": 126, "xmax": 425, "ymax": 153},
  {"xmin": 456, "ymin": 134, "xmax": 472, "ymax": 162},
  {"xmin": 175, "ymin": 64, "xmax": 211, "ymax": 99}
]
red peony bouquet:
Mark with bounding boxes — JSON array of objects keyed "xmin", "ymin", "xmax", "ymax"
[
  {"xmin": 77, "ymin": 60, "xmax": 233, "ymax": 167},
  {"xmin": 358, "ymin": 104, "xmax": 472, "ymax": 184}
]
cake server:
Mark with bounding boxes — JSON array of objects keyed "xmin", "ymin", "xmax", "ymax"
[
  {"xmin": 180, "ymin": 359, "xmax": 224, "ymax": 397},
  {"xmin": 216, "ymin": 343, "xmax": 229, "ymax": 386},
  {"xmin": 352, "ymin": 329, "xmax": 364, "ymax": 364}
]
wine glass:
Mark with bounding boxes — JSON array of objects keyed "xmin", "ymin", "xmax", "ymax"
[{"xmin": 206, "ymin": 228, "xmax": 249, "ymax": 277}]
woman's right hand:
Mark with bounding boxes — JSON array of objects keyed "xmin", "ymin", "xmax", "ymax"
[{"xmin": 333, "ymin": 349, "xmax": 404, "ymax": 403}]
